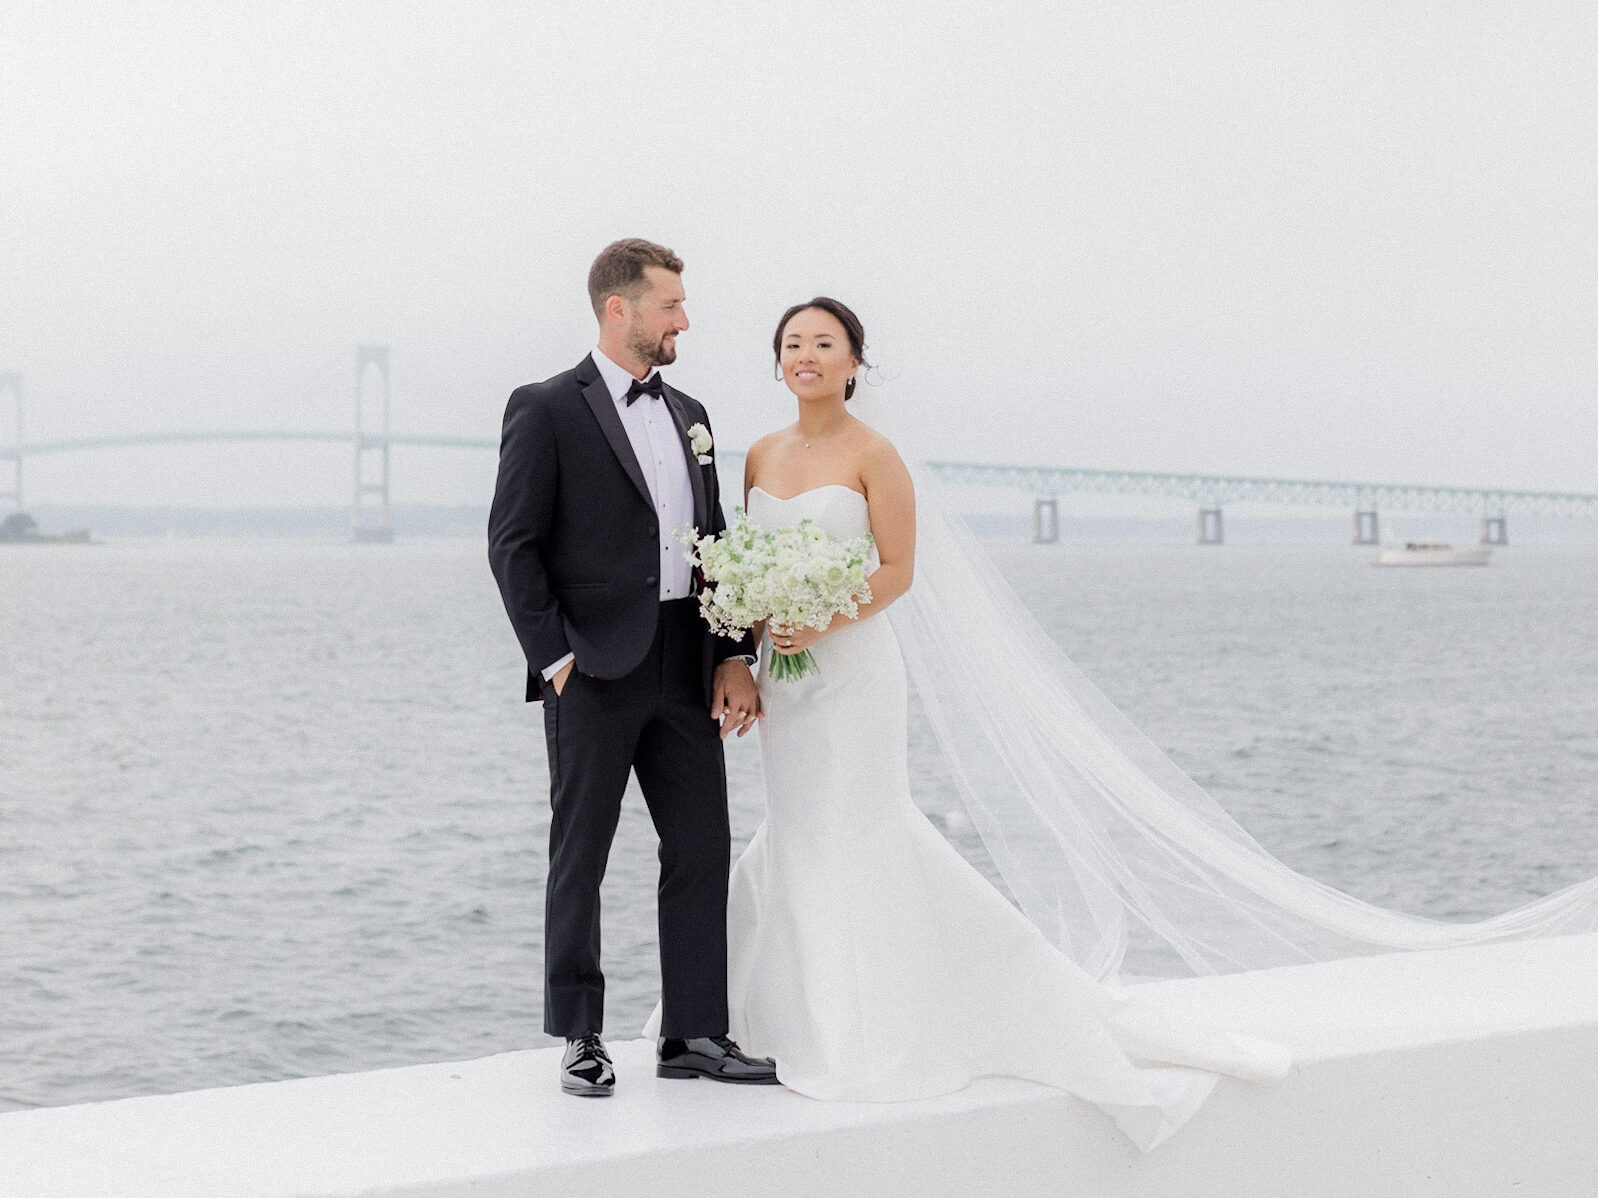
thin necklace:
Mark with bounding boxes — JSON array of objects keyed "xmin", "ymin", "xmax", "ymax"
[{"xmin": 801, "ymin": 420, "xmax": 842, "ymax": 449}]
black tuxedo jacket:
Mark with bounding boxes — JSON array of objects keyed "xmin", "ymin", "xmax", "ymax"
[{"xmin": 488, "ymin": 353, "xmax": 753, "ymax": 703}]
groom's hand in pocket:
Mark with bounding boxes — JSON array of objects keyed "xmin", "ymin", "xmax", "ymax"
[
  {"xmin": 712, "ymin": 660, "xmax": 762, "ymax": 740},
  {"xmin": 551, "ymin": 661, "xmax": 574, "ymax": 696}
]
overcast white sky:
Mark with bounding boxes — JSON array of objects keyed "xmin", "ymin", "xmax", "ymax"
[{"xmin": 3, "ymin": 1, "xmax": 1595, "ymax": 506}]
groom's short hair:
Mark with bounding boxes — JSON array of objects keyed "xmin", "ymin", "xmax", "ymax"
[{"xmin": 588, "ymin": 239, "xmax": 684, "ymax": 318}]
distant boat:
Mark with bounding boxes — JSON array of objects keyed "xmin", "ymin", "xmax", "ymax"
[{"xmin": 1374, "ymin": 541, "xmax": 1492, "ymax": 567}]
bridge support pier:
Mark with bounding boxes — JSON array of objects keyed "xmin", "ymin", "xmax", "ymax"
[
  {"xmin": 1197, "ymin": 507, "xmax": 1223, "ymax": 545},
  {"xmin": 0, "ymin": 373, "xmax": 21, "ymax": 513},
  {"xmin": 1353, "ymin": 510, "xmax": 1379, "ymax": 545},
  {"xmin": 351, "ymin": 346, "xmax": 394, "ymax": 543},
  {"xmin": 1032, "ymin": 497, "xmax": 1059, "ymax": 543},
  {"xmin": 1481, "ymin": 515, "xmax": 1508, "ymax": 546}
]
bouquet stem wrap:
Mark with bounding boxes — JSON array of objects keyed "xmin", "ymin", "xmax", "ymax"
[{"xmin": 765, "ymin": 646, "xmax": 819, "ymax": 682}]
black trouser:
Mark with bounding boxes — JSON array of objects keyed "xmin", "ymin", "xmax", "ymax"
[{"xmin": 541, "ymin": 598, "xmax": 731, "ymax": 1039}]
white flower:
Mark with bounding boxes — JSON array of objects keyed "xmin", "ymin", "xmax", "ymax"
[{"xmin": 687, "ymin": 422, "xmax": 713, "ymax": 457}]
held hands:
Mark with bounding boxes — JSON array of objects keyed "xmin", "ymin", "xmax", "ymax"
[
  {"xmin": 712, "ymin": 659, "xmax": 762, "ymax": 740},
  {"xmin": 556, "ymin": 659, "xmax": 758, "ymax": 738}
]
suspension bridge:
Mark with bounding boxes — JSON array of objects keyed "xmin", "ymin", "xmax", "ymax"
[{"xmin": 4, "ymin": 349, "xmax": 1595, "ymax": 545}]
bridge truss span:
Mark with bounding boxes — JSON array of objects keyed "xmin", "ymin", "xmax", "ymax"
[
  {"xmin": 922, "ymin": 460, "xmax": 1598, "ymax": 544},
  {"xmin": 921, "ymin": 461, "xmax": 1598, "ymax": 521}
]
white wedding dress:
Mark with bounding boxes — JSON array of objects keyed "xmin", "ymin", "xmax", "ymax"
[
  {"xmin": 711, "ymin": 483, "xmax": 1289, "ymax": 1150},
  {"xmin": 639, "ymin": 432, "xmax": 1598, "ymax": 1145}
]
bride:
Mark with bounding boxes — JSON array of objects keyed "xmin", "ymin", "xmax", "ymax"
[
  {"xmin": 649, "ymin": 297, "xmax": 1290, "ymax": 1151},
  {"xmin": 649, "ymin": 294, "xmax": 1598, "ymax": 1149}
]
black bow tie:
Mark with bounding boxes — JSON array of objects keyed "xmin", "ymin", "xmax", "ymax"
[{"xmin": 624, "ymin": 374, "xmax": 665, "ymax": 405}]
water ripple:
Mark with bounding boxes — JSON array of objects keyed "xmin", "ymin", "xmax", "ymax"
[{"xmin": 2, "ymin": 537, "xmax": 1596, "ymax": 1109}]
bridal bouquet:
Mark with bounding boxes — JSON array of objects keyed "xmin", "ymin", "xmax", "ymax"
[{"xmin": 681, "ymin": 509, "xmax": 875, "ymax": 681}]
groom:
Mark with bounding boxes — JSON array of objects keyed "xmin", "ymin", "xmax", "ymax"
[{"xmin": 488, "ymin": 238, "xmax": 776, "ymax": 1096}]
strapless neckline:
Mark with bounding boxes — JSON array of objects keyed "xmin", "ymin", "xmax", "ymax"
[
  {"xmin": 746, "ymin": 483, "xmax": 877, "ymax": 566},
  {"xmin": 748, "ymin": 484, "xmax": 866, "ymax": 504}
]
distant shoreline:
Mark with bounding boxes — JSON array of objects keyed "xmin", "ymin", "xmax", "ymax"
[
  {"xmin": 19, "ymin": 504, "xmax": 1598, "ymax": 544},
  {"xmin": 0, "ymin": 513, "xmax": 95, "ymax": 545}
]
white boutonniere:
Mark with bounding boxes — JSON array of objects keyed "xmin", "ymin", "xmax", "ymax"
[{"xmin": 688, "ymin": 422, "xmax": 713, "ymax": 463}]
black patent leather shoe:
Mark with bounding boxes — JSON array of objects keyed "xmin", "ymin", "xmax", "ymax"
[
  {"xmin": 561, "ymin": 1033, "xmax": 615, "ymax": 1097},
  {"xmin": 656, "ymin": 1034, "xmax": 779, "ymax": 1084}
]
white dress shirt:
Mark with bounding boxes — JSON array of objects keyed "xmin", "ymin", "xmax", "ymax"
[{"xmin": 542, "ymin": 348, "xmax": 697, "ymax": 680}]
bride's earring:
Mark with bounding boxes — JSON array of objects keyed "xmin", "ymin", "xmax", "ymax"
[
  {"xmin": 774, "ymin": 363, "xmax": 783, "ymax": 381},
  {"xmin": 845, "ymin": 375, "xmax": 857, "ymax": 401}
]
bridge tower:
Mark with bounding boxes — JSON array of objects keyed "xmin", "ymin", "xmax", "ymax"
[
  {"xmin": 1355, "ymin": 495, "xmax": 1380, "ymax": 546},
  {"xmin": 1032, "ymin": 496, "xmax": 1059, "ymax": 543},
  {"xmin": 0, "ymin": 373, "xmax": 20, "ymax": 513},
  {"xmin": 1480, "ymin": 494, "xmax": 1509, "ymax": 546},
  {"xmin": 351, "ymin": 345, "xmax": 394, "ymax": 543}
]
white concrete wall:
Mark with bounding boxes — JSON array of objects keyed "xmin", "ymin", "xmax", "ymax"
[{"xmin": 5, "ymin": 933, "xmax": 1597, "ymax": 1198}]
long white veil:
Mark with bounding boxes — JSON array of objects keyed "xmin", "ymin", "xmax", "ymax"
[{"xmin": 853, "ymin": 393, "xmax": 1598, "ymax": 982}]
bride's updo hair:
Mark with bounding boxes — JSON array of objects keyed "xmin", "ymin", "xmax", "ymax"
[{"xmin": 773, "ymin": 297, "xmax": 870, "ymax": 400}]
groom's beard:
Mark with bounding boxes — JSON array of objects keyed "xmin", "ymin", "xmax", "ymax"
[{"xmin": 628, "ymin": 326, "xmax": 678, "ymax": 368}]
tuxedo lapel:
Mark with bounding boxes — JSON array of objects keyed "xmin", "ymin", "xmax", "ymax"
[
  {"xmin": 576, "ymin": 355, "xmax": 652, "ymax": 510},
  {"xmin": 663, "ymin": 387, "xmax": 709, "ymax": 530}
]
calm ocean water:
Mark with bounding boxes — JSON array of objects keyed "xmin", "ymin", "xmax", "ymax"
[{"xmin": 3, "ymin": 533, "xmax": 1597, "ymax": 1111}]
